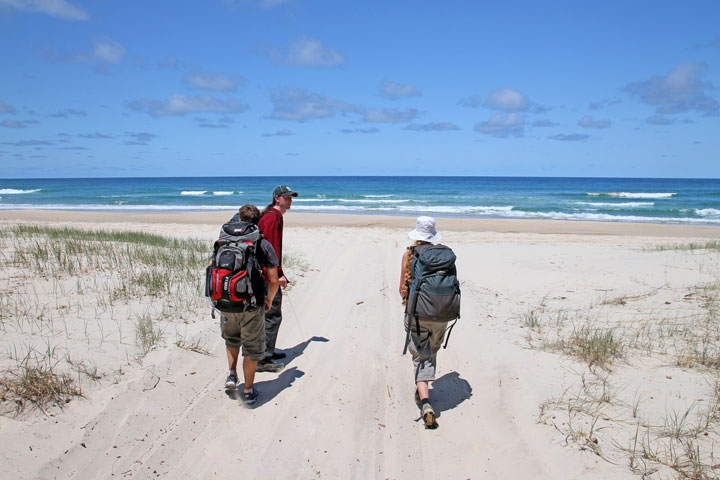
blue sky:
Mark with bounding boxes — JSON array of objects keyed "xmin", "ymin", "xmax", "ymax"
[{"xmin": 0, "ymin": 0, "xmax": 718, "ymax": 178}]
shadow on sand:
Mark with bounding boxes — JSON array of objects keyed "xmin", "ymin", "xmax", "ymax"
[
  {"xmin": 225, "ymin": 336, "xmax": 329, "ymax": 407},
  {"xmin": 430, "ymin": 371, "xmax": 473, "ymax": 418},
  {"xmin": 279, "ymin": 335, "xmax": 329, "ymax": 366},
  {"xmin": 226, "ymin": 367, "xmax": 305, "ymax": 407}
]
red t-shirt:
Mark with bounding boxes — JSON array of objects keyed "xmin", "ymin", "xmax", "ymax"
[{"xmin": 258, "ymin": 208, "xmax": 284, "ymax": 279}]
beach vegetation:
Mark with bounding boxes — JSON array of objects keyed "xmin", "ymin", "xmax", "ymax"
[
  {"xmin": 281, "ymin": 250, "xmax": 310, "ymax": 292},
  {"xmin": 135, "ymin": 313, "xmax": 164, "ymax": 357},
  {"xmin": 0, "ymin": 222, "xmax": 216, "ymax": 414},
  {"xmin": 0, "ymin": 346, "xmax": 83, "ymax": 414},
  {"xmin": 175, "ymin": 339, "xmax": 211, "ymax": 356},
  {"xmin": 654, "ymin": 240, "xmax": 720, "ymax": 252},
  {"xmin": 525, "ymin": 244, "xmax": 720, "ymax": 478}
]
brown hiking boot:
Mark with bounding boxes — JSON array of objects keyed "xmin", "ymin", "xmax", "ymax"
[{"xmin": 422, "ymin": 403, "xmax": 438, "ymax": 429}]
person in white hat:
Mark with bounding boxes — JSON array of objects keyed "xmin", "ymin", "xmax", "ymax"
[{"xmin": 399, "ymin": 216, "xmax": 448, "ymax": 429}]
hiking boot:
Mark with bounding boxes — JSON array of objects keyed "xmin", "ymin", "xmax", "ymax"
[
  {"xmin": 242, "ymin": 387, "xmax": 259, "ymax": 405},
  {"xmin": 422, "ymin": 403, "xmax": 438, "ymax": 430},
  {"xmin": 270, "ymin": 351, "xmax": 286, "ymax": 360},
  {"xmin": 225, "ymin": 372, "xmax": 238, "ymax": 389},
  {"xmin": 256, "ymin": 358, "xmax": 284, "ymax": 373}
]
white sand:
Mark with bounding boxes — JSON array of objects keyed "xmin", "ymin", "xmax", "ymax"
[{"xmin": 1, "ymin": 210, "xmax": 720, "ymax": 479}]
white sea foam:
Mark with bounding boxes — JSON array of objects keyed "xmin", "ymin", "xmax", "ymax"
[
  {"xmin": 587, "ymin": 192, "xmax": 676, "ymax": 199},
  {"xmin": 491, "ymin": 209, "xmax": 720, "ymax": 224},
  {"xmin": 293, "ymin": 198, "xmax": 334, "ymax": 203},
  {"xmin": 575, "ymin": 201, "xmax": 655, "ymax": 208},
  {"xmin": 364, "ymin": 194, "xmax": 394, "ymax": 198},
  {"xmin": 212, "ymin": 191, "xmax": 240, "ymax": 196},
  {"xmin": 291, "ymin": 204, "xmax": 720, "ymax": 224},
  {"xmin": 394, "ymin": 205, "xmax": 515, "ymax": 214},
  {"xmin": 293, "ymin": 204, "xmax": 515, "ymax": 214},
  {"xmin": 0, "ymin": 188, "xmax": 41, "ymax": 194},
  {"xmin": 697, "ymin": 208, "xmax": 720, "ymax": 217},
  {"xmin": 0, "ymin": 204, "xmax": 239, "ymax": 211},
  {"xmin": 3, "ymin": 203, "xmax": 719, "ymax": 225},
  {"xmin": 338, "ymin": 198, "xmax": 410, "ymax": 204},
  {"xmin": 180, "ymin": 191, "xmax": 207, "ymax": 196}
]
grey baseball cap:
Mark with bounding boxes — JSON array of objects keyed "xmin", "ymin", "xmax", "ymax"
[{"xmin": 273, "ymin": 185, "xmax": 299, "ymax": 197}]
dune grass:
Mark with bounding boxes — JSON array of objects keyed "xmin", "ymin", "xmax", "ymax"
[
  {"xmin": 0, "ymin": 223, "xmax": 214, "ymax": 416},
  {"xmin": 525, "ymin": 248, "xmax": 720, "ymax": 478},
  {"xmin": 654, "ymin": 240, "xmax": 720, "ymax": 252},
  {"xmin": 0, "ymin": 347, "xmax": 83, "ymax": 414}
]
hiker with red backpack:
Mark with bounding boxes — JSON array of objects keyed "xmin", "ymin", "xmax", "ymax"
[
  {"xmin": 256, "ymin": 185, "xmax": 298, "ymax": 372},
  {"xmin": 399, "ymin": 216, "xmax": 461, "ymax": 429},
  {"xmin": 206, "ymin": 204, "xmax": 282, "ymax": 405}
]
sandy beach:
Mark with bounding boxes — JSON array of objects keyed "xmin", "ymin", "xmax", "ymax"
[{"xmin": 2, "ymin": 209, "xmax": 720, "ymax": 479}]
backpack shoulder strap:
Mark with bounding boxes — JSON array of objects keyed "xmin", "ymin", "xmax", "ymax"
[{"xmin": 263, "ymin": 208, "xmax": 283, "ymax": 232}]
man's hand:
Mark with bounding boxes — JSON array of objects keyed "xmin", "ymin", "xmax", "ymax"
[
  {"xmin": 264, "ymin": 297, "xmax": 273, "ymax": 310},
  {"xmin": 279, "ymin": 275, "xmax": 288, "ymax": 288}
]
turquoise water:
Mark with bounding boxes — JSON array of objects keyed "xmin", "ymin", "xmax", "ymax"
[{"xmin": 1, "ymin": 176, "xmax": 720, "ymax": 225}]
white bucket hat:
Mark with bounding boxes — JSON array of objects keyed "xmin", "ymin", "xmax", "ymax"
[{"xmin": 408, "ymin": 216, "xmax": 442, "ymax": 243}]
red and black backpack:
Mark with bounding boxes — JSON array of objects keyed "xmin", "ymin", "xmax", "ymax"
[{"xmin": 205, "ymin": 221, "xmax": 266, "ymax": 312}]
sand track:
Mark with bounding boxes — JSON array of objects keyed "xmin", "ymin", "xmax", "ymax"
[{"xmin": 3, "ymin": 213, "xmax": 720, "ymax": 478}]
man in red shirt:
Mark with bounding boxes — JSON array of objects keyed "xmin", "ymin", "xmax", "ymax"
[{"xmin": 256, "ymin": 185, "xmax": 298, "ymax": 371}]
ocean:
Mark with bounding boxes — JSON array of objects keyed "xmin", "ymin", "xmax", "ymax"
[{"xmin": 1, "ymin": 176, "xmax": 720, "ymax": 225}]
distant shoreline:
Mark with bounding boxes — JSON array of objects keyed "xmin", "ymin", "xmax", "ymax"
[{"xmin": 2, "ymin": 209, "xmax": 720, "ymax": 238}]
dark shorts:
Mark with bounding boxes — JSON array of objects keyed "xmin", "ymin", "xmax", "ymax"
[{"xmin": 221, "ymin": 307, "xmax": 266, "ymax": 361}]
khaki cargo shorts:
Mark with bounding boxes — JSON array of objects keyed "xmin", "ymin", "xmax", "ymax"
[{"xmin": 221, "ymin": 306, "xmax": 266, "ymax": 361}]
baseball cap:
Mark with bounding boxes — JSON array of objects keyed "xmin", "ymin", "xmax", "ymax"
[{"xmin": 273, "ymin": 185, "xmax": 299, "ymax": 197}]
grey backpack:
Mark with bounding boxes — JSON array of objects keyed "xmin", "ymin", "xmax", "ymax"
[
  {"xmin": 403, "ymin": 243, "xmax": 461, "ymax": 352},
  {"xmin": 406, "ymin": 244, "xmax": 461, "ymax": 320}
]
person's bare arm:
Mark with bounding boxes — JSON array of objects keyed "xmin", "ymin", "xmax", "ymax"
[
  {"xmin": 399, "ymin": 249, "xmax": 410, "ymax": 298},
  {"xmin": 265, "ymin": 267, "xmax": 279, "ymax": 310}
]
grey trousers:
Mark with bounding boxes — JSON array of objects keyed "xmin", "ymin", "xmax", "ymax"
[
  {"xmin": 264, "ymin": 289, "xmax": 283, "ymax": 357},
  {"xmin": 404, "ymin": 314, "xmax": 448, "ymax": 382}
]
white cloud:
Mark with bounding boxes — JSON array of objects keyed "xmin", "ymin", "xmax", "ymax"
[
  {"xmin": 484, "ymin": 88, "xmax": 529, "ymax": 112},
  {"xmin": 268, "ymin": 87, "xmax": 357, "ymax": 121},
  {"xmin": 474, "ymin": 113, "xmax": 525, "ymax": 138},
  {"xmin": 185, "ymin": 72, "xmax": 245, "ymax": 92},
  {"xmin": 262, "ymin": 129, "xmax": 293, "ymax": 137},
  {"xmin": 578, "ymin": 115, "xmax": 610, "ymax": 129},
  {"xmin": 532, "ymin": 119, "xmax": 557, "ymax": 127},
  {"xmin": 92, "ymin": 38, "xmax": 125, "ymax": 64},
  {"xmin": 78, "ymin": 132, "xmax": 113, "ymax": 139},
  {"xmin": 624, "ymin": 62, "xmax": 718, "ymax": 116},
  {"xmin": 50, "ymin": 108, "xmax": 86, "ymax": 118},
  {"xmin": 1, "ymin": 119, "xmax": 28, "ymax": 128},
  {"xmin": 46, "ymin": 37, "xmax": 126, "ymax": 69},
  {"xmin": 127, "ymin": 94, "xmax": 249, "ymax": 117},
  {"xmin": 123, "ymin": 132, "xmax": 158, "ymax": 145},
  {"xmin": 362, "ymin": 108, "xmax": 417, "ymax": 123},
  {"xmin": 0, "ymin": 0, "xmax": 88, "ymax": 20},
  {"xmin": 548, "ymin": 133, "xmax": 590, "ymax": 142},
  {"xmin": 404, "ymin": 122, "xmax": 460, "ymax": 131},
  {"xmin": 280, "ymin": 36, "xmax": 344, "ymax": 67},
  {"xmin": 458, "ymin": 95, "xmax": 484, "ymax": 108},
  {"xmin": 589, "ymin": 98, "xmax": 621, "ymax": 110},
  {"xmin": 646, "ymin": 115, "xmax": 676, "ymax": 125},
  {"xmin": 460, "ymin": 88, "xmax": 538, "ymax": 112},
  {"xmin": 340, "ymin": 127, "xmax": 380, "ymax": 134},
  {"xmin": 0, "ymin": 101, "xmax": 16, "ymax": 114},
  {"xmin": 268, "ymin": 87, "xmax": 417, "ymax": 124},
  {"xmin": 1, "ymin": 139, "xmax": 54, "ymax": 146},
  {"xmin": 378, "ymin": 80, "xmax": 421, "ymax": 99}
]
